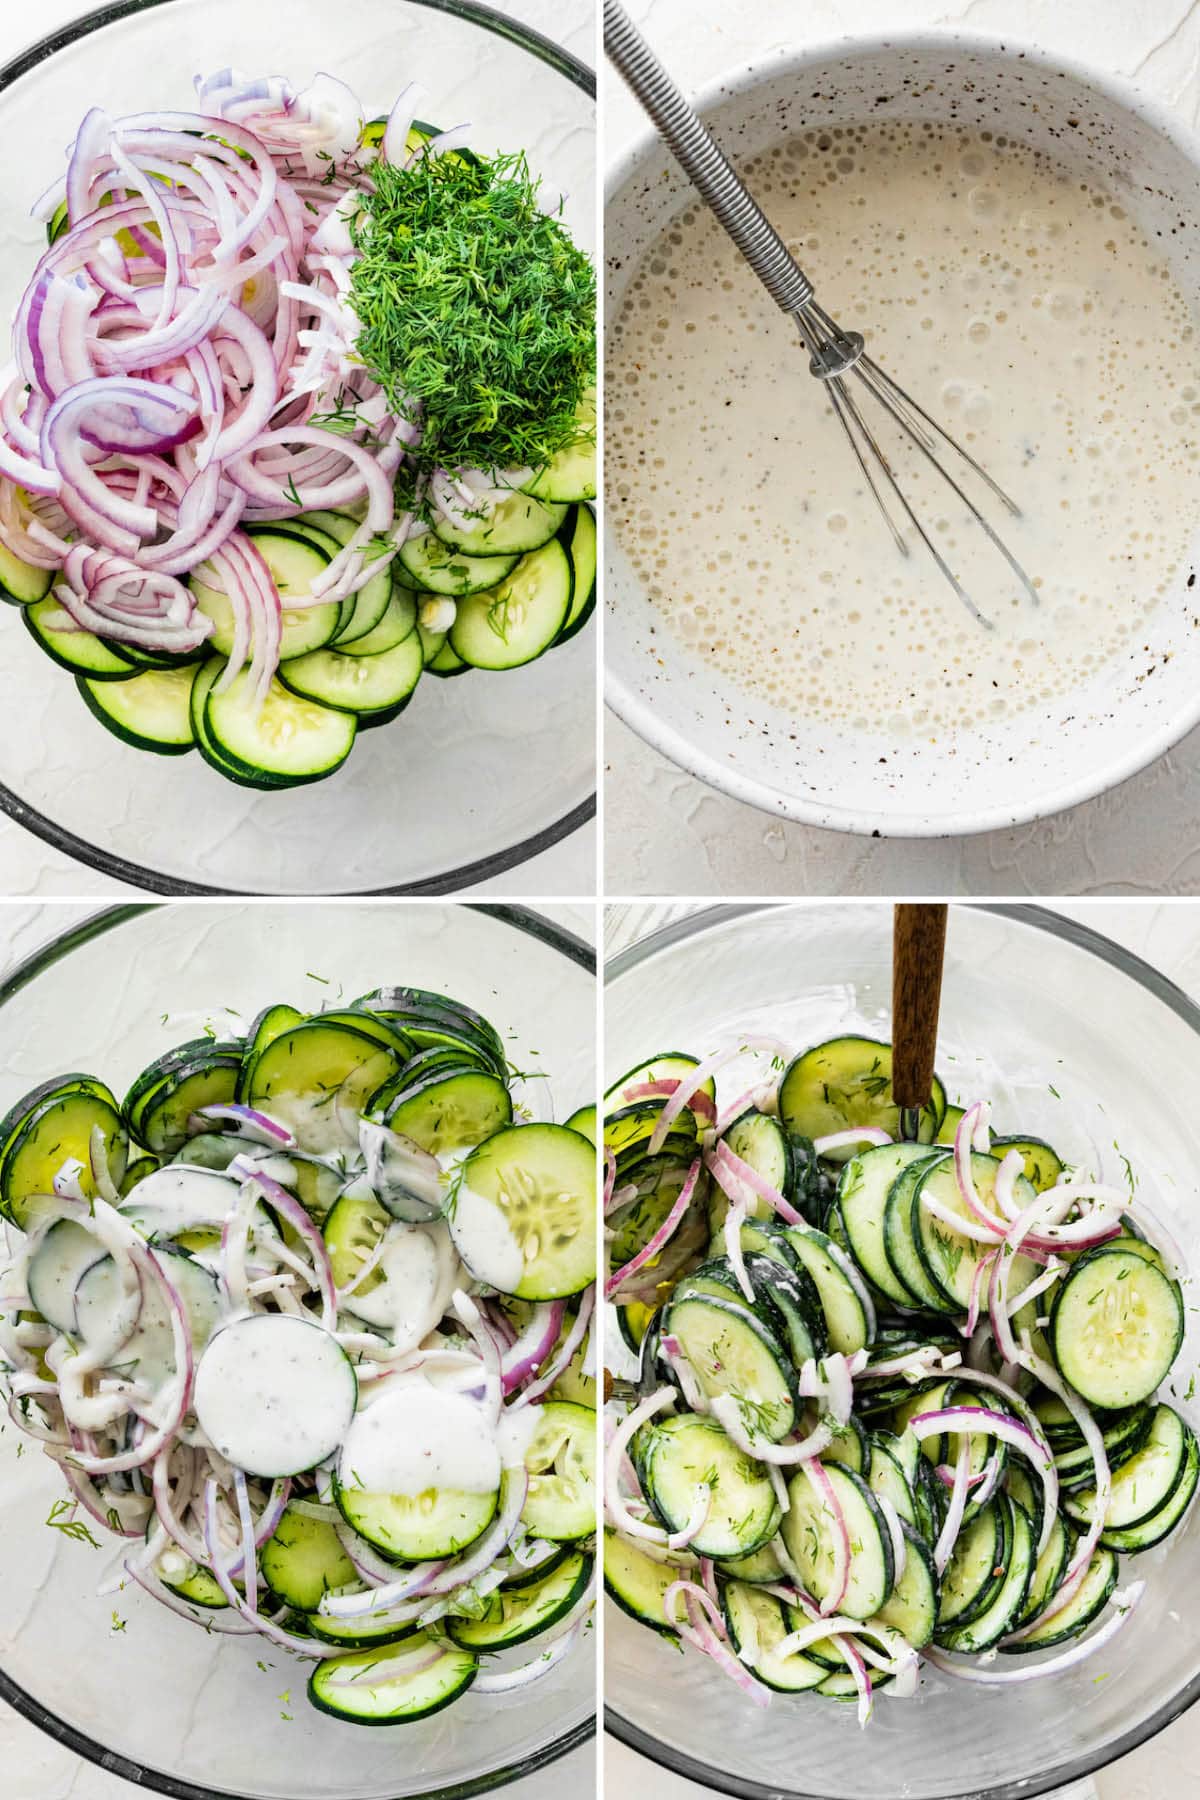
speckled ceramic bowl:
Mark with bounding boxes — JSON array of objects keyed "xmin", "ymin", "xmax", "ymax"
[{"xmin": 605, "ymin": 34, "xmax": 1200, "ymax": 836}]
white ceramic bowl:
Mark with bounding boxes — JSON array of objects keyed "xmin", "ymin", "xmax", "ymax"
[{"xmin": 604, "ymin": 33, "xmax": 1200, "ymax": 836}]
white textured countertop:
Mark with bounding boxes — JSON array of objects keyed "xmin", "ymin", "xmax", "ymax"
[
  {"xmin": 0, "ymin": 897, "xmax": 597, "ymax": 1796},
  {"xmin": 604, "ymin": 0, "xmax": 1200, "ymax": 897},
  {"xmin": 0, "ymin": 0, "xmax": 595, "ymax": 900},
  {"xmin": 603, "ymin": 899, "xmax": 1200, "ymax": 1800}
]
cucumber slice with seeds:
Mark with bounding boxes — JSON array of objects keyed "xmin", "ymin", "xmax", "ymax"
[
  {"xmin": 778, "ymin": 1036, "xmax": 945, "ymax": 1160},
  {"xmin": 723, "ymin": 1582, "xmax": 826, "ymax": 1691},
  {"xmin": 430, "ymin": 491, "xmax": 566, "ymax": 556},
  {"xmin": 278, "ymin": 628, "xmax": 423, "ymax": 715},
  {"xmin": 643, "ymin": 1413, "xmax": 780, "ymax": 1557},
  {"xmin": 450, "ymin": 538, "xmax": 573, "ymax": 671},
  {"xmin": 205, "ymin": 671, "xmax": 356, "ymax": 787},
  {"xmin": 247, "ymin": 1021, "xmax": 403, "ymax": 1151},
  {"xmin": 451, "ymin": 1122, "xmax": 594, "ymax": 1301},
  {"xmin": 1050, "ymin": 1248, "xmax": 1184, "ymax": 1409},
  {"xmin": 374, "ymin": 1069, "xmax": 512, "ymax": 1154},
  {"xmin": 0, "ymin": 1079, "xmax": 126, "ymax": 1228},
  {"xmin": 913, "ymin": 1152, "xmax": 1039, "ymax": 1312},
  {"xmin": 77, "ymin": 665, "xmax": 196, "ymax": 754},
  {"xmin": 339, "ymin": 587, "xmax": 418, "ymax": 657},
  {"xmin": 520, "ymin": 1401, "xmax": 595, "ymax": 1541}
]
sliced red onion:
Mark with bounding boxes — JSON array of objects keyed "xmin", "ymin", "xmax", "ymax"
[
  {"xmin": 909, "ymin": 1406, "xmax": 1057, "ymax": 1546},
  {"xmin": 930, "ymin": 1583, "xmax": 1144, "ymax": 1684},
  {"xmin": 723, "ymin": 1198, "xmax": 755, "ymax": 1303},
  {"xmin": 709, "ymin": 1137, "xmax": 802, "ymax": 1226},
  {"xmin": 605, "ymin": 1389, "xmax": 677, "ymax": 1544},
  {"xmin": 201, "ymin": 1481, "xmax": 344, "ymax": 1658},
  {"xmin": 876, "ymin": 1493, "xmax": 908, "ymax": 1585},
  {"xmin": 622, "ymin": 1078, "xmax": 716, "ymax": 1123},
  {"xmin": 198, "ymin": 1103, "xmax": 294, "ymax": 1146},
  {"xmin": 605, "ymin": 1157, "xmax": 701, "ymax": 1301},
  {"xmin": 660, "ymin": 1333, "xmax": 710, "ymax": 1415},
  {"xmin": 515, "ymin": 1286, "xmax": 595, "ymax": 1408},
  {"xmin": 382, "ymin": 81, "xmax": 426, "ymax": 167},
  {"xmin": 710, "ymin": 1393, "xmax": 834, "ymax": 1466},
  {"xmin": 232, "ymin": 1163, "xmax": 335, "ymax": 1327},
  {"xmin": 803, "ymin": 1460, "xmax": 849, "ymax": 1615},
  {"xmin": 962, "ymin": 1247, "xmax": 997, "ymax": 1339},
  {"xmin": 68, "ymin": 1247, "xmax": 193, "ymax": 1476},
  {"xmin": 934, "ymin": 1437, "xmax": 973, "ymax": 1574},
  {"xmin": 499, "ymin": 1302, "xmax": 565, "ymax": 1394},
  {"xmin": 471, "ymin": 1618, "xmax": 584, "ymax": 1694},
  {"xmin": 812, "ymin": 1127, "xmax": 891, "ymax": 1155}
]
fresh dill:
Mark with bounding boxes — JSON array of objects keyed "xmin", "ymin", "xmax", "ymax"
[
  {"xmin": 346, "ymin": 148, "xmax": 595, "ymax": 509},
  {"xmin": 45, "ymin": 1497, "xmax": 100, "ymax": 1548}
]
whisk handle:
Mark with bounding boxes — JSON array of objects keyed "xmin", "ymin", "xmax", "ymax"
[{"xmin": 604, "ymin": 0, "xmax": 814, "ymax": 316}]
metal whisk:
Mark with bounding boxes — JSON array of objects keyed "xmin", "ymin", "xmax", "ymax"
[{"xmin": 605, "ymin": 0, "xmax": 1039, "ymax": 627}]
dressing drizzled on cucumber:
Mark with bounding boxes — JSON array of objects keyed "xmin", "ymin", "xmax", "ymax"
[{"xmin": 0, "ymin": 984, "xmax": 596, "ymax": 1726}]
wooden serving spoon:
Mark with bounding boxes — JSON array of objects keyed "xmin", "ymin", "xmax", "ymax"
[{"xmin": 892, "ymin": 904, "xmax": 949, "ymax": 1143}]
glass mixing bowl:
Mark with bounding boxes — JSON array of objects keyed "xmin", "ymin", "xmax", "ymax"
[
  {"xmin": 0, "ymin": 901, "xmax": 595, "ymax": 1799},
  {"xmin": 0, "ymin": 0, "xmax": 595, "ymax": 894},
  {"xmin": 605, "ymin": 902, "xmax": 1200, "ymax": 1800}
]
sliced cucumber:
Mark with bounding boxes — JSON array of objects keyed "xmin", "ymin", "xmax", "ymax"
[
  {"xmin": 781, "ymin": 1224, "xmax": 872, "ymax": 1356},
  {"xmin": 451, "ymin": 1122, "xmax": 594, "ymax": 1301},
  {"xmin": 564, "ymin": 1104, "xmax": 597, "ymax": 1145},
  {"xmin": 837, "ymin": 1142, "xmax": 941, "ymax": 1309},
  {"xmin": 76, "ymin": 1248, "xmax": 219, "ymax": 1381},
  {"xmin": 430, "ymin": 491, "xmax": 566, "ymax": 556},
  {"xmin": 77, "ymin": 666, "xmax": 196, "ymax": 754},
  {"xmin": 938, "ymin": 1495, "xmax": 1034, "ymax": 1653},
  {"xmin": 23, "ymin": 601, "xmax": 136, "ymax": 678},
  {"xmin": 298, "ymin": 511, "xmax": 394, "ymax": 645},
  {"xmin": 278, "ymin": 628, "xmax": 423, "ymax": 716},
  {"xmin": 1100, "ymin": 1426, "xmax": 1200, "ymax": 1553},
  {"xmin": 723, "ymin": 1582, "xmax": 826, "ymax": 1692},
  {"xmin": 194, "ymin": 1314, "xmax": 357, "ymax": 1477},
  {"xmin": 308, "ymin": 1637, "xmax": 476, "ymax": 1724},
  {"xmin": 335, "ymin": 1467, "xmax": 498, "ymax": 1564},
  {"xmin": 643, "ymin": 1413, "xmax": 779, "ymax": 1558},
  {"xmin": 782, "ymin": 1462, "xmax": 894, "ymax": 1620},
  {"xmin": 778, "ymin": 1036, "xmax": 944, "ymax": 1160},
  {"xmin": 339, "ymin": 587, "xmax": 418, "ymax": 657},
  {"xmin": 450, "ymin": 538, "xmax": 573, "ymax": 671},
  {"xmin": 26, "ymin": 1218, "xmax": 109, "ymax": 1333},
  {"xmin": 374, "ymin": 1069, "xmax": 512, "ymax": 1154},
  {"xmin": 261, "ymin": 1504, "xmax": 358, "ymax": 1612},
  {"xmin": 399, "ymin": 530, "xmax": 520, "ymax": 597},
  {"xmin": 205, "ymin": 671, "xmax": 356, "ymax": 787},
  {"xmin": 874, "ymin": 1523, "xmax": 937, "ymax": 1648},
  {"xmin": 1050, "ymin": 1247, "xmax": 1184, "ymax": 1409},
  {"xmin": 912, "ymin": 1152, "xmax": 1038, "ymax": 1312},
  {"xmin": 0, "ymin": 1078, "xmax": 126, "ymax": 1228},
  {"xmin": 449, "ymin": 1547, "xmax": 591, "ymax": 1651},
  {"xmin": 153, "ymin": 1546, "xmax": 228, "ymax": 1610},
  {"xmin": 191, "ymin": 532, "xmax": 343, "ymax": 661},
  {"xmin": 0, "ymin": 542, "xmax": 53, "ymax": 603},
  {"xmin": 556, "ymin": 504, "xmax": 596, "ymax": 644},
  {"xmin": 522, "ymin": 397, "xmax": 597, "ymax": 504},
  {"xmin": 723, "ymin": 1111, "xmax": 793, "ymax": 1214},
  {"xmin": 1002, "ymin": 1546, "xmax": 1118, "ymax": 1652},
  {"xmin": 129, "ymin": 1042, "xmax": 241, "ymax": 1156},
  {"xmin": 1065, "ymin": 1404, "xmax": 1186, "ymax": 1529},
  {"xmin": 936, "ymin": 1498, "xmax": 1006, "ymax": 1631},
  {"xmin": 991, "ymin": 1135, "xmax": 1064, "ymax": 1193},
  {"xmin": 1014, "ymin": 1507, "xmax": 1070, "ymax": 1629},
  {"xmin": 665, "ymin": 1293, "xmax": 796, "ymax": 1441},
  {"xmin": 882, "ymin": 1150, "xmax": 956, "ymax": 1315},
  {"xmin": 603, "ymin": 1528, "xmax": 682, "ymax": 1635},
  {"xmin": 521, "ymin": 1400, "xmax": 595, "ymax": 1541},
  {"xmin": 247, "ymin": 1020, "xmax": 402, "ymax": 1151}
]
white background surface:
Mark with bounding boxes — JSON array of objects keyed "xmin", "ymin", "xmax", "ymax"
[
  {"xmin": 604, "ymin": 0, "xmax": 1200, "ymax": 897},
  {"xmin": 603, "ymin": 899, "xmax": 1200, "ymax": 1800},
  {"xmin": 0, "ymin": 0, "xmax": 596, "ymax": 900},
  {"xmin": 0, "ymin": 896, "xmax": 596, "ymax": 1797}
]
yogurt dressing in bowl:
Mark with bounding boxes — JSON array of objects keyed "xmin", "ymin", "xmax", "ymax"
[{"xmin": 608, "ymin": 118, "xmax": 1200, "ymax": 740}]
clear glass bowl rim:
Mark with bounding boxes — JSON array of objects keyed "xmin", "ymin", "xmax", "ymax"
[
  {"xmin": 0, "ymin": 899, "xmax": 596, "ymax": 1800},
  {"xmin": 0, "ymin": 0, "xmax": 595, "ymax": 898},
  {"xmin": 604, "ymin": 900, "xmax": 1200, "ymax": 1800}
]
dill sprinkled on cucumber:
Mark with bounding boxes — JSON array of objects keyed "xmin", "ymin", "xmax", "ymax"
[{"xmin": 346, "ymin": 149, "xmax": 594, "ymax": 507}]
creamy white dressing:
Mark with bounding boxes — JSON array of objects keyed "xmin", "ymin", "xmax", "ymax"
[
  {"xmin": 118, "ymin": 1164, "xmax": 241, "ymax": 1238},
  {"xmin": 448, "ymin": 1181, "xmax": 524, "ymax": 1292},
  {"xmin": 343, "ymin": 1221, "xmax": 453, "ymax": 1347},
  {"xmin": 193, "ymin": 1313, "xmax": 356, "ymax": 1478},
  {"xmin": 608, "ymin": 121, "xmax": 1200, "ymax": 732},
  {"xmin": 337, "ymin": 1381, "xmax": 500, "ymax": 1496}
]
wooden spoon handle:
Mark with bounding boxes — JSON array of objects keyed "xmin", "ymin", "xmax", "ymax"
[{"xmin": 892, "ymin": 904, "xmax": 949, "ymax": 1113}]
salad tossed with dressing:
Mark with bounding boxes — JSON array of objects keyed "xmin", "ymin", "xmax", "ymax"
[
  {"xmin": 0, "ymin": 984, "xmax": 596, "ymax": 1725},
  {"xmin": 0, "ymin": 70, "xmax": 595, "ymax": 788},
  {"xmin": 604, "ymin": 1035, "xmax": 1196, "ymax": 1725}
]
